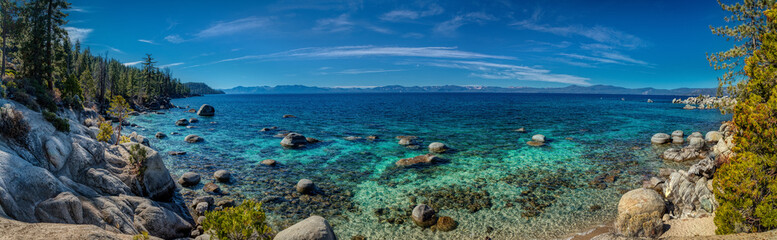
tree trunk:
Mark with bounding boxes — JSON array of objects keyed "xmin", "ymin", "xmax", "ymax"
[
  {"xmin": 46, "ymin": 0, "xmax": 54, "ymax": 91},
  {"xmin": 1, "ymin": 30, "xmax": 7, "ymax": 81}
]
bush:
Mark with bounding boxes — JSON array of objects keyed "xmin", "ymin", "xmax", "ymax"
[
  {"xmin": 203, "ymin": 200, "xmax": 272, "ymax": 240},
  {"xmin": 97, "ymin": 122, "xmax": 113, "ymax": 143},
  {"xmin": 0, "ymin": 104, "xmax": 30, "ymax": 143},
  {"xmin": 132, "ymin": 231, "xmax": 149, "ymax": 240},
  {"xmin": 714, "ymin": 5, "xmax": 777, "ymax": 234},
  {"xmin": 43, "ymin": 111, "xmax": 70, "ymax": 132},
  {"xmin": 128, "ymin": 144, "xmax": 147, "ymax": 179}
]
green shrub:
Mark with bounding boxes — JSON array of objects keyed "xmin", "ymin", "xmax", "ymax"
[
  {"xmin": 43, "ymin": 111, "xmax": 70, "ymax": 132},
  {"xmin": 128, "ymin": 144, "xmax": 148, "ymax": 179},
  {"xmin": 132, "ymin": 231, "xmax": 149, "ymax": 240},
  {"xmin": 714, "ymin": 4, "xmax": 777, "ymax": 234},
  {"xmin": 97, "ymin": 122, "xmax": 114, "ymax": 143},
  {"xmin": 0, "ymin": 104, "xmax": 30, "ymax": 143},
  {"xmin": 203, "ymin": 200, "xmax": 272, "ymax": 240}
]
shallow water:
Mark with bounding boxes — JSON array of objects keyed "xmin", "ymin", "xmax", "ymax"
[{"xmin": 127, "ymin": 93, "xmax": 729, "ymax": 239}]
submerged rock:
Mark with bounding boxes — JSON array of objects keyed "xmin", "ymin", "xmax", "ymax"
[
  {"xmin": 433, "ymin": 216, "xmax": 457, "ymax": 231},
  {"xmin": 514, "ymin": 127, "xmax": 526, "ymax": 133},
  {"xmin": 526, "ymin": 141, "xmax": 544, "ymax": 147},
  {"xmin": 397, "ymin": 136, "xmax": 419, "ymax": 146},
  {"xmin": 282, "ymin": 114, "xmax": 297, "ymax": 118},
  {"xmin": 197, "ymin": 104, "xmax": 215, "ymax": 116},
  {"xmin": 395, "ymin": 154, "xmax": 440, "ymax": 167},
  {"xmin": 274, "ymin": 215, "xmax": 336, "ymax": 240},
  {"xmin": 428, "ymin": 142, "xmax": 449, "ymax": 153},
  {"xmin": 296, "ymin": 179, "xmax": 315, "ymax": 194},
  {"xmin": 344, "ymin": 136, "xmax": 362, "ymax": 141},
  {"xmin": 179, "ymin": 172, "xmax": 201, "ymax": 187},
  {"xmin": 261, "ymin": 159, "xmax": 277, "ymax": 166},
  {"xmin": 189, "ymin": 118, "xmax": 199, "ymax": 123},
  {"xmin": 281, "ymin": 133, "xmax": 308, "ymax": 149},
  {"xmin": 175, "ymin": 118, "xmax": 189, "ymax": 126},
  {"xmin": 203, "ymin": 183, "xmax": 221, "ymax": 195},
  {"xmin": 614, "ymin": 188, "xmax": 665, "ymax": 238},
  {"xmin": 185, "ymin": 135, "xmax": 203, "ymax": 143},
  {"xmin": 213, "ymin": 170, "xmax": 231, "ymax": 183},
  {"xmin": 411, "ymin": 204, "xmax": 437, "ymax": 227},
  {"xmin": 155, "ymin": 132, "xmax": 166, "ymax": 139}
]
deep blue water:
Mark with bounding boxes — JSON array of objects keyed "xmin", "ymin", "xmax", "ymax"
[{"xmin": 128, "ymin": 93, "xmax": 729, "ymax": 239}]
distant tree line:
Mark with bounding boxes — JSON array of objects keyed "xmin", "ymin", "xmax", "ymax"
[{"xmin": 0, "ymin": 0, "xmax": 190, "ymax": 113}]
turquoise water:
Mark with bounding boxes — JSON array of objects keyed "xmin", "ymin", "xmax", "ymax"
[{"xmin": 127, "ymin": 93, "xmax": 729, "ymax": 239}]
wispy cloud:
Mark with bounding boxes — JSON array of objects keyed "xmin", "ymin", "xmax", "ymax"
[
  {"xmin": 220, "ymin": 46, "xmax": 515, "ymax": 64},
  {"xmin": 512, "ymin": 20, "xmax": 646, "ymax": 49},
  {"xmin": 65, "ymin": 6, "xmax": 90, "ymax": 13},
  {"xmin": 314, "ymin": 14, "xmax": 354, "ymax": 33},
  {"xmin": 138, "ymin": 39, "xmax": 156, "ymax": 44},
  {"xmin": 411, "ymin": 60, "xmax": 591, "ymax": 85},
  {"xmin": 559, "ymin": 51, "xmax": 648, "ymax": 66},
  {"xmin": 123, "ymin": 61, "xmax": 142, "ymax": 66},
  {"xmin": 330, "ymin": 69, "xmax": 405, "ymax": 75},
  {"xmin": 434, "ymin": 12, "xmax": 496, "ymax": 36},
  {"xmin": 314, "ymin": 14, "xmax": 393, "ymax": 34},
  {"xmin": 380, "ymin": 4, "xmax": 443, "ymax": 22},
  {"xmin": 160, "ymin": 62, "xmax": 184, "ymax": 68},
  {"xmin": 164, "ymin": 35, "xmax": 184, "ymax": 43},
  {"xmin": 196, "ymin": 17, "xmax": 270, "ymax": 38},
  {"xmin": 64, "ymin": 27, "xmax": 93, "ymax": 43}
]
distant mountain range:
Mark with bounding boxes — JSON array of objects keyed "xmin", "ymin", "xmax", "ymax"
[
  {"xmin": 184, "ymin": 82, "xmax": 225, "ymax": 95},
  {"xmin": 220, "ymin": 84, "xmax": 718, "ymax": 96}
]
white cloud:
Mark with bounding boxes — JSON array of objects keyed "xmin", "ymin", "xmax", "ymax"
[
  {"xmin": 333, "ymin": 69, "xmax": 404, "ymax": 74},
  {"xmin": 164, "ymin": 35, "xmax": 184, "ymax": 43},
  {"xmin": 381, "ymin": 10, "xmax": 420, "ymax": 21},
  {"xmin": 434, "ymin": 12, "xmax": 496, "ymax": 36},
  {"xmin": 402, "ymin": 33, "xmax": 424, "ymax": 38},
  {"xmin": 123, "ymin": 61, "xmax": 142, "ymax": 66},
  {"xmin": 314, "ymin": 14, "xmax": 355, "ymax": 33},
  {"xmin": 196, "ymin": 17, "xmax": 270, "ymax": 38},
  {"xmin": 160, "ymin": 62, "xmax": 184, "ymax": 68},
  {"xmin": 64, "ymin": 27, "xmax": 93, "ymax": 43},
  {"xmin": 66, "ymin": 6, "xmax": 89, "ymax": 13},
  {"xmin": 512, "ymin": 21, "xmax": 646, "ymax": 49},
  {"xmin": 195, "ymin": 46, "xmax": 513, "ymax": 69},
  {"xmin": 415, "ymin": 60, "xmax": 591, "ymax": 85},
  {"xmin": 138, "ymin": 39, "xmax": 156, "ymax": 44},
  {"xmin": 380, "ymin": 4, "xmax": 443, "ymax": 22}
]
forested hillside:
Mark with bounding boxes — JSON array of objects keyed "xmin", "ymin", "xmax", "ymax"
[{"xmin": 0, "ymin": 0, "xmax": 192, "ymax": 113}]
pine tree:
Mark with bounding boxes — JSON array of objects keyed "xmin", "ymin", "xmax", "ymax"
[
  {"xmin": 714, "ymin": 3, "xmax": 777, "ymax": 234},
  {"xmin": 709, "ymin": 0, "xmax": 776, "ymax": 97}
]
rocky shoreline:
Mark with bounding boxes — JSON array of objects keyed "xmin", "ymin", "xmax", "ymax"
[
  {"xmin": 579, "ymin": 121, "xmax": 736, "ymax": 239},
  {"xmin": 0, "ymin": 98, "xmax": 195, "ymax": 239},
  {"xmin": 672, "ymin": 95, "xmax": 736, "ymax": 111}
]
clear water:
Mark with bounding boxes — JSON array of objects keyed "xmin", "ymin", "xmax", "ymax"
[{"xmin": 127, "ymin": 93, "xmax": 729, "ymax": 239}]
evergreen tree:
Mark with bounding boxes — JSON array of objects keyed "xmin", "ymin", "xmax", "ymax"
[
  {"xmin": 714, "ymin": 3, "xmax": 777, "ymax": 234},
  {"xmin": 708, "ymin": 0, "xmax": 776, "ymax": 97}
]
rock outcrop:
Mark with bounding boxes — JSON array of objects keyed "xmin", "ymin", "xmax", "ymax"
[
  {"xmin": 614, "ymin": 188, "xmax": 665, "ymax": 238},
  {"xmin": 0, "ymin": 99, "xmax": 194, "ymax": 239},
  {"xmin": 274, "ymin": 215, "xmax": 337, "ymax": 240},
  {"xmin": 196, "ymin": 104, "xmax": 215, "ymax": 116},
  {"xmin": 280, "ymin": 133, "xmax": 308, "ymax": 149}
]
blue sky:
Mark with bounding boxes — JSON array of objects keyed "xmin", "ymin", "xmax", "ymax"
[{"xmin": 66, "ymin": 0, "xmax": 734, "ymax": 89}]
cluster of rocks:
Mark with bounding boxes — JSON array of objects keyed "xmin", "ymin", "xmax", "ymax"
[
  {"xmin": 527, "ymin": 134, "xmax": 545, "ymax": 147},
  {"xmin": 0, "ymin": 99, "xmax": 194, "ymax": 239},
  {"xmin": 673, "ymin": 95, "xmax": 736, "ymax": 111},
  {"xmin": 612, "ymin": 122, "xmax": 734, "ymax": 238},
  {"xmin": 410, "ymin": 204, "xmax": 458, "ymax": 232}
]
